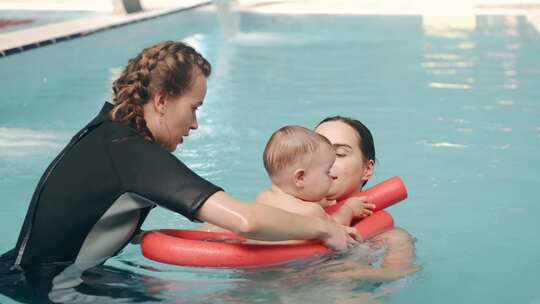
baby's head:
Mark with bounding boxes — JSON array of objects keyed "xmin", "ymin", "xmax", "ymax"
[{"xmin": 263, "ymin": 125, "xmax": 336, "ymax": 202}]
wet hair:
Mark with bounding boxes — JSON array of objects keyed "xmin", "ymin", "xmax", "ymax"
[
  {"xmin": 110, "ymin": 40, "xmax": 211, "ymax": 140},
  {"xmin": 317, "ymin": 116, "xmax": 375, "ymax": 162},
  {"xmin": 317, "ymin": 116, "xmax": 375, "ymax": 186},
  {"xmin": 263, "ymin": 125, "xmax": 333, "ymax": 178}
]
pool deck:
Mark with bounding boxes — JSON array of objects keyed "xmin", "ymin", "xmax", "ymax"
[
  {"xmin": 239, "ymin": 0, "xmax": 540, "ymax": 15},
  {"xmin": 1, "ymin": 0, "xmax": 539, "ymax": 57},
  {"xmin": 0, "ymin": 0, "xmax": 211, "ymax": 57}
]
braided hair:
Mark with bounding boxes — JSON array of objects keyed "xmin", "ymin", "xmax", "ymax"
[{"xmin": 111, "ymin": 41, "xmax": 211, "ymax": 140}]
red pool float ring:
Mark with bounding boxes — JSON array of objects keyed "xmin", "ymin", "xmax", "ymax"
[
  {"xmin": 141, "ymin": 210, "xmax": 394, "ymax": 268},
  {"xmin": 141, "ymin": 176, "xmax": 407, "ymax": 268}
]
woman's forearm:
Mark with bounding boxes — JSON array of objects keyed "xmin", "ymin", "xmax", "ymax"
[
  {"xmin": 196, "ymin": 191, "xmax": 328, "ymax": 241},
  {"xmin": 196, "ymin": 191, "xmax": 360, "ymax": 250}
]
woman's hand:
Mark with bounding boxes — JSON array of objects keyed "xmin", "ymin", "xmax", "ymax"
[
  {"xmin": 344, "ymin": 196, "xmax": 375, "ymax": 219},
  {"xmin": 321, "ymin": 221, "xmax": 362, "ymax": 251}
]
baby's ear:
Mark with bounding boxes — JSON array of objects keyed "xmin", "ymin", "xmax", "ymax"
[{"xmin": 293, "ymin": 168, "xmax": 306, "ymax": 188}]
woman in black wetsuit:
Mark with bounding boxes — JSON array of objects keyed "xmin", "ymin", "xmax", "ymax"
[{"xmin": 0, "ymin": 41, "xmax": 359, "ymax": 303}]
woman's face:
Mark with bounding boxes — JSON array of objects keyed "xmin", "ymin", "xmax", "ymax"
[
  {"xmin": 315, "ymin": 121, "xmax": 373, "ymax": 200},
  {"xmin": 157, "ymin": 73, "xmax": 207, "ymax": 152}
]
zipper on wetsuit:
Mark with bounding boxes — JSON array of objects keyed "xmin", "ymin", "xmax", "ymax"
[{"xmin": 12, "ymin": 128, "xmax": 91, "ymax": 270}]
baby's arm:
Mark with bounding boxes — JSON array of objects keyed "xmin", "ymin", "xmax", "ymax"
[{"xmin": 331, "ymin": 196, "xmax": 375, "ymax": 226}]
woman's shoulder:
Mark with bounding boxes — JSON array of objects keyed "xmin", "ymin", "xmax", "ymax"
[
  {"xmin": 104, "ymin": 120, "xmax": 140, "ymax": 138},
  {"xmin": 102, "ymin": 121, "xmax": 177, "ymax": 167},
  {"xmin": 102, "ymin": 121, "xmax": 160, "ymax": 152}
]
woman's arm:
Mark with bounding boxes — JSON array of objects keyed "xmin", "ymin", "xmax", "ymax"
[
  {"xmin": 194, "ymin": 222, "xmax": 227, "ymax": 232},
  {"xmin": 196, "ymin": 191, "xmax": 360, "ymax": 251}
]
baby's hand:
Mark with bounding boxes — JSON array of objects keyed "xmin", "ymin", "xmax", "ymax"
[{"xmin": 344, "ymin": 196, "xmax": 376, "ymax": 218}]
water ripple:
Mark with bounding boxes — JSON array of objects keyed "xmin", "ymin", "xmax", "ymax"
[
  {"xmin": 0, "ymin": 128, "xmax": 67, "ymax": 155},
  {"xmin": 416, "ymin": 140, "xmax": 468, "ymax": 148}
]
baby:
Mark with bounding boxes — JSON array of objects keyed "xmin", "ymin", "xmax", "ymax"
[
  {"xmin": 197, "ymin": 125, "xmax": 374, "ymax": 236},
  {"xmin": 256, "ymin": 125, "xmax": 374, "ymax": 228},
  {"xmin": 260, "ymin": 127, "xmax": 418, "ymax": 281}
]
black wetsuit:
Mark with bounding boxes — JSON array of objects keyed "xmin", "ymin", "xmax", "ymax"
[{"xmin": 0, "ymin": 102, "xmax": 222, "ymax": 303}]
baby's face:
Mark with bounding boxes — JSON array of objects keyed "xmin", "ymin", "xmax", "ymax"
[{"xmin": 301, "ymin": 147, "xmax": 336, "ymax": 202}]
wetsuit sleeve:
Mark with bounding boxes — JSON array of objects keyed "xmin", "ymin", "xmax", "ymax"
[{"xmin": 106, "ymin": 133, "xmax": 223, "ymax": 222}]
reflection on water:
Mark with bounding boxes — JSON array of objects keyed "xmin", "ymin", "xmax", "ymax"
[
  {"xmin": 416, "ymin": 140, "xmax": 468, "ymax": 148},
  {"xmin": 422, "ymin": 15, "xmax": 476, "ymax": 39},
  {"xmin": 116, "ymin": 243, "xmax": 411, "ymax": 304},
  {"xmin": 420, "ymin": 14, "xmax": 539, "ymax": 162},
  {"xmin": 421, "ymin": 14, "xmax": 539, "ymax": 96},
  {"xmin": 0, "ymin": 128, "xmax": 66, "ymax": 148},
  {"xmin": 422, "ymin": 16, "xmax": 476, "ymax": 93},
  {"xmin": 0, "ymin": 128, "xmax": 67, "ymax": 158}
]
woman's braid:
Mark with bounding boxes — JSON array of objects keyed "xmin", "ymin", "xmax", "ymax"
[{"xmin": 111, "ymin": 41, "xmax": 211, "ymax": 140}]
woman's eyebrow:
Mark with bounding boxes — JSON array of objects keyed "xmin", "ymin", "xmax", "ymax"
[{"xmin": 333, "ymin": 143, "xmax": 352, "ymax": 150}]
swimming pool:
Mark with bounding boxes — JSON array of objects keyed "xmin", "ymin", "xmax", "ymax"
[{"xmin": 1, "ymin": 7, "xmax": 539, "ymax": 303}]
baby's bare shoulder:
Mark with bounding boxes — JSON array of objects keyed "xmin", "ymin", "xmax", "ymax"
[
  {"xmin": 256, "ymin": 190, "xmax": 300, "ymax": 210},
  {"xmin": 255, "ymin": 189, "xmax": 275, "ymax": 204}
]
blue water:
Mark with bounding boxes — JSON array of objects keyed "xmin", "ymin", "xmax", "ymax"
[{"xmin": 1, "ymin": 8, "xmax": 540, "ymax": 304}]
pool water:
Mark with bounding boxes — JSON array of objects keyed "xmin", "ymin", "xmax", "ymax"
[{"xmin": 1, "ymin": 7, "xmax": 539, "ymax": 304}]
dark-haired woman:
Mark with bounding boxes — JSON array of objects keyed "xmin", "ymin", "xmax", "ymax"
[
  {"xmin": 315, "ymin": 116, "xmax": 417, "ymax": 279},
  {"xmin": 0, "ymin": 41, "xmax": 359, "ymax": 301}
]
